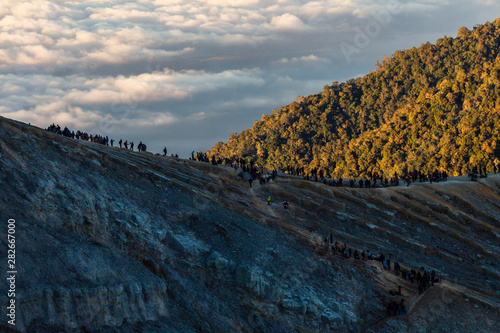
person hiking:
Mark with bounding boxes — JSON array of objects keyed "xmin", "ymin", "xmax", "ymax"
[
  {"xmin": 163, "ymin": 147, "xmax": 167, "ymax": 156},
  {"xmin": 400, "ymin": 299, "xmax": 406, "ymax": 315},
  {"xmin": 394, "ymin": 262, "xmax": 400, "ymax": 275},
  {"xmin": 283, "ymin": 200, "xmax": 289, "ymax": 209},
  {"xmin": 124, "ymin": 140, "xmax": 128, "ymax": 149},
  {"xmin": 267, "ymin": 196, "xmax": 271, "ymax": 205},
  {"xmin": 119, "ymin": 139, "xmax": 122, "ymax": 148},
  {"xmin": 130, "ymin": 142, "xmax": 134, "ymax": 150}
]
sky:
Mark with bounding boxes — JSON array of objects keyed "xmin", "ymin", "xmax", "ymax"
[{"xmin": 1, "ymin": 0, "xmax": 499, "ymax": 157}]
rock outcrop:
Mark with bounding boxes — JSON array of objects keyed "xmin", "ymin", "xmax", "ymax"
[{"xmin": 0, "ymin": 116, "xmax": 498, "ymax": 332}]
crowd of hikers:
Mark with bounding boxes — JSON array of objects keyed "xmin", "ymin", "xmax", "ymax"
[
  {"xmin": 47, "ymin": 123, "xmax": 150, "ymax": 153},
  {"xmin": 282, "ymin": 165, "xmax": 449, "ymax": 188},
  {"xmin": 469, "ymin": 166, "xmax": 492, "ymax": 181},
  {"xmin": 191, "ymin": 152, "xmax": 279, "ymax": 188},
  {"xmin": 193, "ymin": 153, "xmax": 456, "ymax": 189},
  {"xmin": 200, "ymin": 154, "xmax": 499, "ymax": 188},
  {"xmin": 323, "ymin": 237, "xmax": 439, "ymax": 317},
  {"xmin": 207, "ymin": 155, "xmax": 454, "ymax": 189}
]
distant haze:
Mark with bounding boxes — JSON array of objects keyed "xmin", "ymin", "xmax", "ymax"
[{"xmin": 1, "ymin": 1, "xmax": 499, "ymax": 157}]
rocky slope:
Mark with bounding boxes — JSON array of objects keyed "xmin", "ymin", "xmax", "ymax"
[{"xmin": 0, "ymin": 116, "xmax": 498, "ymax": 332}]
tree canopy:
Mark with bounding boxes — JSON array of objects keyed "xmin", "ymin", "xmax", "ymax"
[{"xmin": 209, "ymin": 19, "xmax": 500, "ymax": 178}]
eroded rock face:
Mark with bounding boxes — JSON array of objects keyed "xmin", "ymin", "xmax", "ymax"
[
  {"xmin": 368, "ymin": 287, "xmax": 500, "ymax": 333},
  {"xmin": 0, "ymin": 117, "xmax": 498, "ymax": 332}
]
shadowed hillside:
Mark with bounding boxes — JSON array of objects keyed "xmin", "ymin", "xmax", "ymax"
[{"xmin": 0, "ymin": 116, "xmax": 498, "ymax": 332}]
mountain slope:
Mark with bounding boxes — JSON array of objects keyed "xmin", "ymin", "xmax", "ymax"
[
  {"xmin": 0, "ymin": 116, "xmax": 498, "ymax": 332},
  {"xmin": 209, "ymin": 19, "xmax": 500, "ymax": 178}
]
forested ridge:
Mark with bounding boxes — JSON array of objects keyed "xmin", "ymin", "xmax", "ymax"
[{"xmin": 209, "ymin": 19, "xmax": 500, "ymax": 178}]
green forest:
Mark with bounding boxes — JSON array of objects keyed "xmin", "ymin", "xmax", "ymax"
[{"xmin": 209, "ymin": 19, "xmax": 500, "ymax": 178}]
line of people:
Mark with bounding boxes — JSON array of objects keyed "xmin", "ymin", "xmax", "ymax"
[
  {"xmin": 191, "ymin": 155, "xmax": 454, "ymax": 190},
  {"xmin": 323, "ymin": 236, "xmax": 439, "ymax": 318},
  {"xmin": 275, "ymin": 164, "xmax": 452, "ymax": 189},
  {"xmin": 317, "ymin": 171, "xmax": 449, "ymax": 188},
  {"xmin": 194, "ymin": 154, "xmax": 280, "ymax": 188},
  {"xmin": 116, "ymin": 139, "xmax": 147, "ymax": 152},
  {"xmin": 47, "ymin": 123, "xmax": 150, "ymax": 153}
]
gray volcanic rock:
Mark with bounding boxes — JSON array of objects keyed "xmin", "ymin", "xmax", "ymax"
[{"xmin": 0, "ymin": 116, "xmax": 498, "ymax": 332}]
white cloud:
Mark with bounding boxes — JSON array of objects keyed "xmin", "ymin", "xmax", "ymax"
[
  {"xmin": 0, "ymin": 45, "xmax": 73, "ymax": 67},
  {"xmin": 121, "ymin": 112, "xmax": 178, "ymax": 127},
  {"xmin": 88, "ymin": 6, "xmax": 161, "ymax": 22},
  {"xmin": 268, "ymin": 13, "xmax": 310, "ymax": 31},
  {"xmin": 4, "ymin": 101, "xmax": 103, "ymax": 130},
  {"xmin": 187, "ymin": 111, "xmax": 210, "ymax": 121},
  {"xmin": 0, "ymin": 83, "xmax": 26, "ymax": 94},
  {"xmin": 197, "ymin": 0, "xmax": 260, "ymax": 7},
  {"xmin": 277, "ymin": 54, "xmax": 329, "ymax": 64},
  {"xmin": 152, "ymin": 0, "xmax": 184, "ymax": 5}
]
